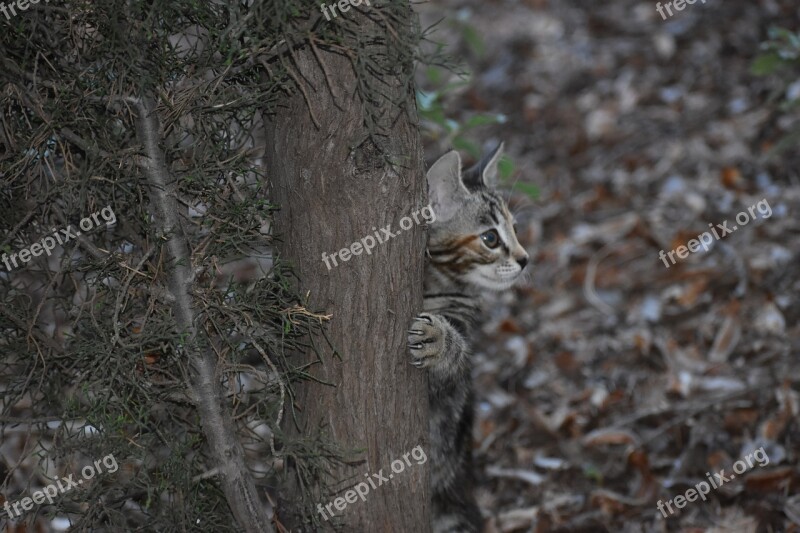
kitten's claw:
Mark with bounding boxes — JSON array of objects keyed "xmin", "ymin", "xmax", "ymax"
[
  {"xmin": 416, "ymin": 314, "xmax": 433, "ymax": 324},
  {"xmin": 407, "ymin": 313, "xmax": 446, "ymax": 369}
]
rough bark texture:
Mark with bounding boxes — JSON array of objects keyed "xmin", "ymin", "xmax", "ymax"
[{"xmin": 265, "ymin": 45, "xmax": 431, "ymax": 533}]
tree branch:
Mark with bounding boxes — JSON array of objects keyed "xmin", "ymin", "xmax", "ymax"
[{"xmin": 133, "ymin": 95, "xmax": 274, "ymax": 533}]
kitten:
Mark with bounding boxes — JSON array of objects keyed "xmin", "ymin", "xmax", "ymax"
[{"xmin": 408, "ymin": 144, "xmax": 529, "ymax": 533}]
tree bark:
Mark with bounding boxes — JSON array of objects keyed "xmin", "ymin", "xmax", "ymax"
[{"xmin": 265, "ymin": 26, "xmax": 432, "ymax": 533}]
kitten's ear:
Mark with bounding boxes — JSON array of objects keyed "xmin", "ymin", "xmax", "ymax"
[
  {"xmin": 462, "ymin": 142, "xmax": 504, "ymax": 190},
  {"xmin": 427, "ymin": 151, "xmax": 468, "ymax": 222}
]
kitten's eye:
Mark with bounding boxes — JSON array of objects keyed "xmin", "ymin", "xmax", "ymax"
[{"xmin": 480, "ymin": 229, "xmax": 500, "ymax": 249}]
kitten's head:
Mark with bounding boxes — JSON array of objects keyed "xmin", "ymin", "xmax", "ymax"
[{"xmin": 426, "ymin": 143, "xmax": 529, "ymax": 291}]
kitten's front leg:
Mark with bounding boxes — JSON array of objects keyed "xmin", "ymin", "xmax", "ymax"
[
  {"xmin": 408, "ymin": 312, "xmax": 479, "ymax": 533},
  {"xmin": 407, "ymin": 313, "xmax": 468, "ymax": 381}
]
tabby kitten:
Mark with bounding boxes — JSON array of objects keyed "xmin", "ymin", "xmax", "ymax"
[{"xmin": 408, "ymin": 144, "xmax": 529, "ymax": 533}]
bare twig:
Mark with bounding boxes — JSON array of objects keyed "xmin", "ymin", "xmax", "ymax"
[
  {"xmin": 252, "ymin": 340, "xmax": 285, "ymax": 457},
  {"xmin": 0, "ymin": 304, "xmax": 62, "ymax": 353},
  {"xmin": 111, "ymin": 246, "xmax": 156, "ymax": 347}
]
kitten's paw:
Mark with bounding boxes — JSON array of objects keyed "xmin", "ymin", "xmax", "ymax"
[{"xmin": 408, "ymin": 313, "xmax": 446, "ymax": 369}]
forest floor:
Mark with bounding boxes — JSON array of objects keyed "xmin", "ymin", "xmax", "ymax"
[{"xmin": 418, "ymin": 0, "xmax": 800, "ymax": 531}]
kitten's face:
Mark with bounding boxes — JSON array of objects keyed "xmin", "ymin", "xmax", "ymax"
[{"xmin": 426, "ymin": 145, "xmax": 529, "ymax": 291}]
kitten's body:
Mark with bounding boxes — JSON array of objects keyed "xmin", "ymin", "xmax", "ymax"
[{"xmin": 409, "ymin": 145, "xmax": 528, "ymax": 533}]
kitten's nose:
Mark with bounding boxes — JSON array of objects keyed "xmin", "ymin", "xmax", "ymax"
[{"xmin": 516, "ymin": 256, "xmax": 528, "ymax": 269}]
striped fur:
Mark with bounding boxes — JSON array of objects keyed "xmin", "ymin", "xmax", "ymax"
[{"xmin": 408, "ymin": 145, "xmax": 528, "ymax": 533}]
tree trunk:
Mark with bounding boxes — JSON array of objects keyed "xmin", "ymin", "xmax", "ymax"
[{"xmin": 264, "ymin": 24, "xmax": 431, "ymax": 533}]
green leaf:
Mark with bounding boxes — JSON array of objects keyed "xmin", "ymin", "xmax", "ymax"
[
  {"xmin": 498, "ymin": 156, "xmax": 514, "ymax": 180},
  {"xmin": 461, "ymin": 24, "xmax": 485, "ymax": 58},
  {"xmin": 768, "ymin": 26, "xmax": 794, "ymax": 42},
  {"xmin": 425, "ymin": 66, "xmax": 443, "ymax": 86},
  {"xmin": 464, "ymin": 114, "xmax": 500, "ymax": 130},
  {"xmin": 751, "ymin": 53, "xmax": 784, "ymax": 76},
  {"xmin": 422, "ymin": 107, "xmax": 447, "ymax": 128},
  {"xmin": 453, "ymin": 137, "xmax": 481, "ymax": 159},
  {"xmin": 512, "ymin": 182, "xmax": 540, "ymax": 201}
]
